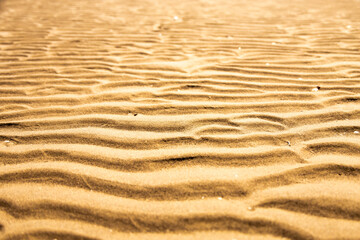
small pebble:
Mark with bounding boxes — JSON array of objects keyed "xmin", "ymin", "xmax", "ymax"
[
  {"xmin": 347, "ymin": 25, "xmax": 352, "ymax": 29},
  {"xmin": 286, "ymin": 141, "xmax": 291, "ymax": 146},
  {"xmin": 247, "ymin": 206, "xmax": 255, "ymax": 211},
  {"xmin": 218, "ymin": 197, "xmax": 223, "ymax": 200},
  {"xmin": 201, "ymin": 196, "xmax": 205, "ymax": 199},
  {"xmin": 272, "ymin": 42, "xmax": 277, "ymax": 45},
  {"xmin": 3, "ymin": 140, "xmax": 14, "ymax": 147},
  {"xmin": 173, "ymin": 16, "xmax": 179, "ymax": 21},
  {"xmin": 354, "ymin": 131, "xmax": 359, "ymax": 134},
  {"xmin": 298, "ymin": 77, "xmax": 303, "ymax": 80},
  {"xmin": 312, "ymin": 86, "xmax": 320, "ymax": 92},
  {"xmin": 134, "ymin": 113, "xmax": 138, "ymax": 116},
  {"xmin": 266, "ymin": 63, "xmax": 270, "ymax": 66},
  {"xmin": 234, "ymin": 174, "xmax": 239, "ymax": 178}
]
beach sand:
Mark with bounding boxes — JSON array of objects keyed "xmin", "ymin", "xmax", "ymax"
[{"xmin": 0, "ymin": 0, "xmax": 360, "ymax": 239}]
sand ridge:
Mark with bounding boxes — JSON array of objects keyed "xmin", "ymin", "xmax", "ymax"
[{"xmin": 0, "ymin": 0, "xmax": 360, "ymax": 239}]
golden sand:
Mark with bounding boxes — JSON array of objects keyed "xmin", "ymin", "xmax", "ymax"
[{"xmin": 0, "ymin": 0, "xmax": 360, "ymax": 239}]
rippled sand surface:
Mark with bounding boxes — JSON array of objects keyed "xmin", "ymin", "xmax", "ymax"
[{"xmin": 1, "ymin": 0, "xmax": 360, "ymax": 239}]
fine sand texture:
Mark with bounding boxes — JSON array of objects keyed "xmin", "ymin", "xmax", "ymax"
[{"xmin": 1, "ymin": 0, "xmax": 360, "ymax": 239}]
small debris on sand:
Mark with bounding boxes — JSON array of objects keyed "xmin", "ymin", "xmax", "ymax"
[
  {"xmin": 247, "ymin": 206, "xmax": 255, "ymax": 211},
  {"xmin": 312, "ymin": 86, "xmax": 321, "ymax": 92}
]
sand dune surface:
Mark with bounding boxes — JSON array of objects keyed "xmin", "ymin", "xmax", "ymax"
[{"xmin": 1, "ymin": 0, "xmax": 360, "ymax": 239}]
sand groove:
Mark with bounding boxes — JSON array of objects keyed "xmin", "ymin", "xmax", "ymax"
[{"xmin": 1, "ymin": 0, "xmax": 360, "ymax": 239}]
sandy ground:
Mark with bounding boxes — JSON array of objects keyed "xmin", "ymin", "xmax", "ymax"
[{"xmin": 1, "ymin": 0, "xmax": 360, "ymax": 239}]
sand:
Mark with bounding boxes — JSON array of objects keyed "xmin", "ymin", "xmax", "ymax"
[{"xmin": 0, "ymin": 0, "xmax": 360, "ymax": 239}]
